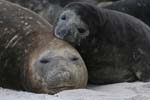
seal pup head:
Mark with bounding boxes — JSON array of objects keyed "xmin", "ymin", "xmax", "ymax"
[{"xmin": 54, "ymin": 2, "xmax": 103, "ymax": 46}]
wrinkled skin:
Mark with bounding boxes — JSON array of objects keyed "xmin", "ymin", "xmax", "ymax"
[{"xmin": 0, "ymin": 0, "xmax": 88, "ymax": 94}]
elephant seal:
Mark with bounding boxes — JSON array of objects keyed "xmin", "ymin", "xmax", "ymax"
[
  {"xmin": 54, "ymin": 2, "xmax": 150, "ymax": 84},
  {"xmin": 0, "ymin": 0, "xmax": 88, "ymax": 94},
  {"xmin": 101, "ymin": 0, "xmax": 150, "ymax": 26}
]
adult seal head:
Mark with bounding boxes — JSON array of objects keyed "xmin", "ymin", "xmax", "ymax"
[
  {"xmin": 54, "ymin": 2, "xmax": 150, "ymax": 84},
  {"xmin": 0, "ymin": 0, "xmax": 88, "ymax": 94}
]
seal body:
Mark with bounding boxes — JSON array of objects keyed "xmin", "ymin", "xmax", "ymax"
[
  {"xmin": 102, "ymin": 0, "xmax": 150, "ymax": 26},
  {"xmin": 54, "ymin": 2, "xmax": 150, "ymax": 84},
  {"xmin": 0, "ymin": 0, "xmax": 88, "ymax": 94}
]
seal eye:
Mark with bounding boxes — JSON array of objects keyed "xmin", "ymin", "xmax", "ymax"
[
  {"xmin": 61, "ymin": 15, "xmax": 66, "ymax": 20},
  {"xmin": 77, "ymin": 28, "xmax": 86, "ymax": 33},
  {"xmin": 71, "ymin": 57, "xmax": 79, "ymax": 61},
  {"xmin": 40, "ymin": 59, "xmax": 50, "ymax": 64}
]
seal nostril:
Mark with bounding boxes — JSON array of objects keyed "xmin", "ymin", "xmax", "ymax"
[
  {"xmin": 77, "ymin": 28, "xmax": 86, "ymax": 33},
  {"xmin": 71, "ymin": 57, "xmax": 79, "ymax": 61},
  {"xmin": 40, "ymin": 59, "xmax": 50, "ymax": 64}
]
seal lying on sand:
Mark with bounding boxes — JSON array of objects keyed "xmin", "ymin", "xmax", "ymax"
[
  {"xmin": 54, "ymin": 2, "xmax": 150, "ymax": 84},
  {"xmin": 0, "ymin": 0, "xmax": 88, "ymax": 94}
]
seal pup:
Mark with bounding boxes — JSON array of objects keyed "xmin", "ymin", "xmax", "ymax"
[{"xmin": 54, "ymin": 2, "xmax": 150, "ymax": 84}]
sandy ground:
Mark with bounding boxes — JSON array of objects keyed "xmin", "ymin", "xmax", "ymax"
[{"xmin": 0, "ymin": 82, "xmax": 150, "ymax": 100}]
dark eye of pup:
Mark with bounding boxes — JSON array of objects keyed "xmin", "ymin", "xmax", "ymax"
[
  {"xmin": 61, "ymin": 15, "xmax": 66, "ymax": 20},
  {"xmin": 77, "ymin": 28, "xmax": 86, "ymax": 33}
]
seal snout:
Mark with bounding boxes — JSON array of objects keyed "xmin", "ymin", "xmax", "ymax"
[{"xmin": 55, "ymin": 28, "xmax": 71, "ymax": 39}]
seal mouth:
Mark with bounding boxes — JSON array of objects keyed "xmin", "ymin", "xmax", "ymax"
[
  {"xmin": 48, "ymin": 85, "xmax": 75, "ymax": 94},
  {"xmin": 54, "ymin": 28, "xmax": 65, "ymax": 39},
  {"xmin": 55, "ymin": 32, "xmax": 64, "ymax": 39}
]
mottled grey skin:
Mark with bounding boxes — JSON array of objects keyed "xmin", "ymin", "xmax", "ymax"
[
  {"xmin": 55, "ymin": 10, "xmax": 90, "ymax": 45},
  {"xmin": 0, "ymin": 0, "xmax": 88, "ymax": 94},
  {"xmin": 54, "ymin": 2, "xmax": 150, "ymax": 84}
]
